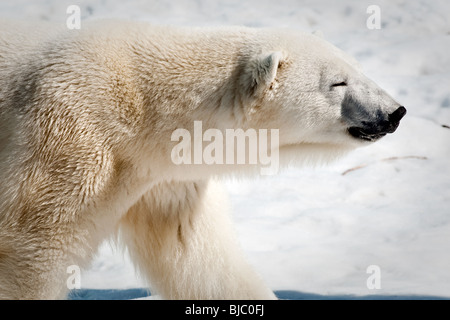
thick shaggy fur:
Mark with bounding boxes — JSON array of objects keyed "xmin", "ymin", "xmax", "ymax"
[{"xmin": 0, "ymin": 20, "xmax": 402, "ymax": 299}]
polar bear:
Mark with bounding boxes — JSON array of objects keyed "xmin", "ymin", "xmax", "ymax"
[{"xmin": 0, "ymin": 20, "xmax": 405, "ymax": 300}]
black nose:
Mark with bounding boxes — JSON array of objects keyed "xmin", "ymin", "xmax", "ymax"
[
  {"xmin": 387, "ymin": 106, "xmax": 407, "ymax": 133},
  {"xmin": 389, "ymin": 106, "xmax": 407, "ymax": 123},
  {"xmin": 348, "ymin": 106, "xmax": 406, "ymax": 142}
]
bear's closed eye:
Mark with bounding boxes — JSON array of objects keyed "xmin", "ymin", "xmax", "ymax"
[{"xmin": 331, "ymin": 81, "xmax": 347, "ymax": 87}]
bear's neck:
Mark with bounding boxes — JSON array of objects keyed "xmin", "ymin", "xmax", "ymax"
[{"xmin": 128, "ymin": 26, "xmax": 257, "ymax": 130}]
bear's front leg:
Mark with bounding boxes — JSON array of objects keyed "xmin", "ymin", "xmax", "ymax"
[{"xmin": 118, "ymin": 179, "xmax": 276, "ymax": 300}]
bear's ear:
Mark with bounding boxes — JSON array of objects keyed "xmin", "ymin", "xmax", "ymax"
[{"xmin": 244, "ymin": 51, "xmax": 283, "ymax": 98}]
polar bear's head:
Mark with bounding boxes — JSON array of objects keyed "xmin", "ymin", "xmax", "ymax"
[{"xmin": 240, "ymin": 30, "xmax": 406, "ymax": 152}]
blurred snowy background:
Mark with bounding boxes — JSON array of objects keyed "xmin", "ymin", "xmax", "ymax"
[{"xmin": 1, "ymin": 0, "xmax": 449, "ymax": 299}]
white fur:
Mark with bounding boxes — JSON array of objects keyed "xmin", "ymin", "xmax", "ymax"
[{"xmin": 0, "ymin": 20, "xmax": 402, "ymax": 299}]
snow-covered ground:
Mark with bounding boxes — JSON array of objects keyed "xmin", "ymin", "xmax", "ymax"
[{"xmin": 1, "ymin": 0, "xmax": 449, "ymax": 299}]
